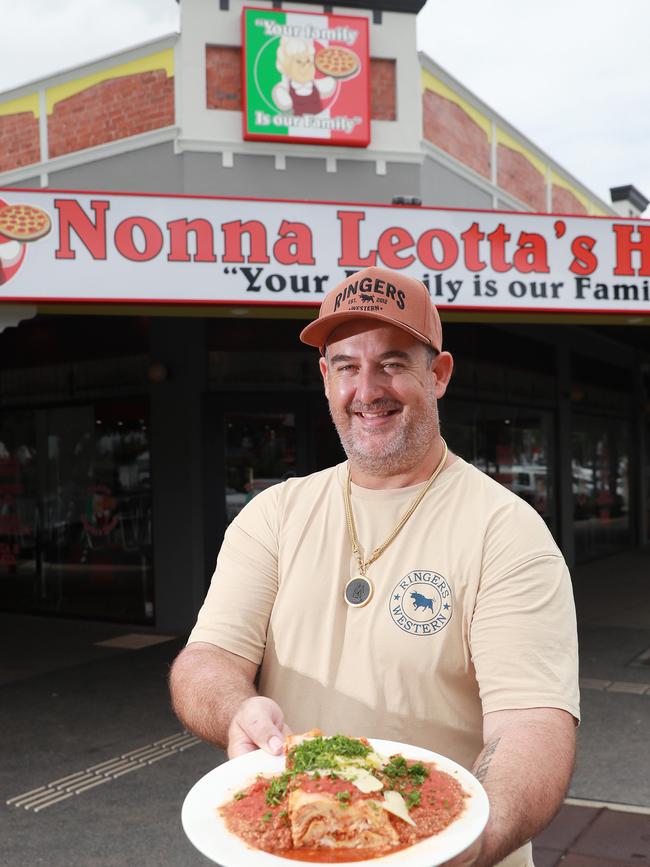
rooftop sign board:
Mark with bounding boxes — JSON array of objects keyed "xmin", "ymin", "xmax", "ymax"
[
  {"xmin": 241, "ymin": 6, "xmax": 370, "ymax": 147},
  {"xmin": 1, "ymin": 188, "xmax": 649, "ymax": 317}
]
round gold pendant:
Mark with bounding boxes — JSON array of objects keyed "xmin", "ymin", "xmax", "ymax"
[{"xmin": 344, "ymin": 575, "xmax": 374, "ymax": 608}]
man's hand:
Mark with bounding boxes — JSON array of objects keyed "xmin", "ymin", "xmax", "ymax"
[{"xmin": 227, "ymin": 695, "xmax": 292, "ymax": 758}]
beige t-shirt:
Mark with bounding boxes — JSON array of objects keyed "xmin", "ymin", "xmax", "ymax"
[{"xmin": 189, "ymin": 458, "xmax": 580, "ymax": 867}]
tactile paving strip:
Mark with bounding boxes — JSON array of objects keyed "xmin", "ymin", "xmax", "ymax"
[{"xmin": 6, "ymin": 731, "xmax": 201, "ymax": 812}]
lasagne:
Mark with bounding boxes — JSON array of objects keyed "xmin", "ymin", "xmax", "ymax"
[{"xmin": 219, "ymin": 731, "xmax": 468, "ymax": 861}]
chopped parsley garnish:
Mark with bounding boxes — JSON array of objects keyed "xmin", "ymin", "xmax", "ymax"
[
  {"xmin": 264, "ymin": 735, "xmax": 371, "ymax": 807},
  {"xmin": 384, "ymin": 755, "xmax": 408, "ymax": 778},
  {"xmin": 288, "ymin": 735, "xmax": 373, "ymax": 773},
  {"xmin": 407, "ymin": 762, "xmax": 428, "ymax": 787},
  {"xmin": 383, "ymin": 756, "xmax": 428, "ymax": 787},
  {"xmin": 261, "ymin": 811, "xmax": 273, "ymax": 822},
  {"xmin": 233, "ymin": 791, "xmax": 247, "ymax": 800},
  {"xmin": 265, "ymin": 773, "xmax": 291, "ymax": 806},
  {"xmin": 405, "ymin": 790, "xmax": 421, "ymax": 809}
]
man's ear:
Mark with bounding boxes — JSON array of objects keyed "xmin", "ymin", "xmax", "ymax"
[
  {"xmin": 432, "ymin": 351, "xmax": 453, "ymax": 399},
  {"xmin": 318, "ymin": 356, "xmax": 330, "ymax": 400}
]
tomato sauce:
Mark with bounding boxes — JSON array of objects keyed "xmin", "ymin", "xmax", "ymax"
[{"xmin": 219, "ymin": 760, "xmax": 468, "ymax": 862}]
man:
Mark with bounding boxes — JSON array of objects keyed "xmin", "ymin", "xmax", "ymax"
[{"xmin": 170, "ymin": 266, "xmax": 580, "ymax": 867}]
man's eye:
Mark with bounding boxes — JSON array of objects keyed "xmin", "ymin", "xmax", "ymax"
[
  {"xmin": 383, "ymin": 362, "xmax": 404, "ymax": 371},
  {"xmin": 337, "ymin": 365, "xmax": 356, "ymax": 373}
]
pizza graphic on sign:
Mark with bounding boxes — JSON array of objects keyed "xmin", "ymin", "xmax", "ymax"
[
  {"xmin": 241, "ymin": 6, "xmax": 370, "ymax": 147},
  {"xmin": 0, "ymin": 198, "xmax": 52, "ymax": 285}
]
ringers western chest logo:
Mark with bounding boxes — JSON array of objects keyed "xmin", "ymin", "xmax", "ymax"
[
  {"xmin": 335, "ymin": 274, "xmax": 406, "ymax": 314},
  {"xmin": 389, "ymin": 570, "xmax": 452, "ymax": 636}
]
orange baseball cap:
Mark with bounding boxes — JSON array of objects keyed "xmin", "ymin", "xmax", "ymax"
[{"xmin": 299, "ymin": 266, "xmax": 443, "ymax": 353}]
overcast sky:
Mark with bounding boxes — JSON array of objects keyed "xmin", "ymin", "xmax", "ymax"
[{"xmin": 1, "ymin": 0, "xmax": 648, "ymax": 215}]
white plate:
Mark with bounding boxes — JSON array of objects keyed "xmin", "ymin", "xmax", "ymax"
[{"xmin": 181, "ymin": 738, "xmax": 489, "ymax": 866}]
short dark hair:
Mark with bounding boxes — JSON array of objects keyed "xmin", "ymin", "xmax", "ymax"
[{"xmin": 423, "ymin": 345, "xmax": 439, "ymax": 367}]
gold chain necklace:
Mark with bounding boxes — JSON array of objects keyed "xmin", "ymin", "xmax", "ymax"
[{"xmin": 342, "ymin": 438, "xmax": 449, "ymax": 608}]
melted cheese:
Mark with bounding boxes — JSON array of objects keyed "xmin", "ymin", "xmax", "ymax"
[{"xmin": 382, "ymin": 790, "xmax": 416, "ymax": 826}]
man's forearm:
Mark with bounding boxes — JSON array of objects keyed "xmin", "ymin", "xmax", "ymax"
[
  {"xmin": 169, "ymin": 642, "xmax": 257, "ymax": 748},
  {"xmin": 470, "ymin": 708, "xmax": 576, "ymax": 867}
]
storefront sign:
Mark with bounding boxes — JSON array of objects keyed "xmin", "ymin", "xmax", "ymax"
[
  {"xmin": 1, "ymin": 188, "xmax": 650, "ymax": 316},
  {"xmin": 241, "ymin": 6, "xmax": 370, "ymax": 147}
]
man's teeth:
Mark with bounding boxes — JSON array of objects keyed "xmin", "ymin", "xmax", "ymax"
[{"xmin": 360, "ymin": 411, "xmax": 391, "ymax": 417}]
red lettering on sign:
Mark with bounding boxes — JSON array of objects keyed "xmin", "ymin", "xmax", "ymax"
[
  {"xmin": 222, "ymin": 220, "xmax": 270, "ymax": 264},
  {"xmin": 377, "ymin": 226, "xmax": 415, "ymax": 268},
  {"xmin": 613, "ymin": 224, "xmax": 650, "ymax": 276},
  {"xmin": 337, "ymin": 211, "xmax": 376, "ymax": 267},
  {"xmin": 487, "ymin": 224, "xmax": 512, "ymax": 273},
  {"xmin": 167, "ymin": 219, "xmax": 217, "ymax": 263},
  {"xmin": 114, "ymin": 217, "xmax": 164, "ymax": 262},
  {"xmin": 512, "ymin": 232, "xmax": 549, "ymax": 273},
  {"xmin": 570, "ymin": 235, "xmax": 598, "ymax": 275},
  {"xmin": 416, "ymin": 229, "xmax": 458, "ymax": 270},
  {"xmin": 461, "ymin": 222, "xmax": 486, "ymax": 271},
  {"xmin": 55, "ymin": 198, "xmax": 109, "ymax": 260},
  {"xmin": 273, "ymin": 220, "xmax": 315, "ymax": 265}
]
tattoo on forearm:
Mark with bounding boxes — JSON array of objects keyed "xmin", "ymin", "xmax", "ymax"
[{"xmin": 474, "ymin": 736, "xmax": 501, "ymax": 783}]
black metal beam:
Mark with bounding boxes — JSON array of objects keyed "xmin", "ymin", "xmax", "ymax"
[
  {"xmin": 178, "ymin": 0, "xmax": 426, "ymax": 12},
  {"xmin": 288, "ymin": 0, "xmax": 425, "ymax": 11}
]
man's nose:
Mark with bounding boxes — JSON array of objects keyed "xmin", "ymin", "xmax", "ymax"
[{"xmin": 354, "ymin": 366, "xmax": 386, "ymax": 404}]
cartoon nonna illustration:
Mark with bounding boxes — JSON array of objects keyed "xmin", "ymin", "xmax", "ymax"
[{"xmin": 272, "ymin": 37, "xmax": 336, "ymax": 116}]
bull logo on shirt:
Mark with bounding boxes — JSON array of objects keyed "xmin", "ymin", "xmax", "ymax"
[
  {"xmin": 389, "ymin": 570, "xmax": 452, "ymax": 636},
  {"xmin": 410, "ymin": 590, "xmax": 434, "ymax": 613}
]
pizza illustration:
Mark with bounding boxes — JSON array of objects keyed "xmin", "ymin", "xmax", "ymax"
[
  {"xmin": 0, "ymin": 199, "xmax": 52, "ymax": 286},
  {"xmin": 0, "ymin": 203, "xmax": 52, "ymax": 242},
  {"xmin": 315, "ymin": 46, "xmax": 360, "ymax": 79}
]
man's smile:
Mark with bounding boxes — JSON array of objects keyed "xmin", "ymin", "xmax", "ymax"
[
  {"xmin": 349, "ymin": 404, "xmax": 403, "ymax": 427},
  {"xmin": 357, "ymin": 410, "xmax": 398, "ymax": 418}
]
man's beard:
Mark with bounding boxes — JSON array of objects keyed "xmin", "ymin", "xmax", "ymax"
[{"xmin": 329, "ymin": 394, "xmax": 440, "ymax": 477}]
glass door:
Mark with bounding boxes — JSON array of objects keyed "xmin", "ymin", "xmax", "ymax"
[{"xmin": 0, "ymin": 399, "xmax": 153, "ymax": 622}]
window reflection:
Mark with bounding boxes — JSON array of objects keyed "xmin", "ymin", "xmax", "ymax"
[
  {"xmin": 442, "ymin": 401, "xmax": 555, "ymax": 532},
  {"xmin": 224, "ymin": 412, "xmax": 297, "ymax": 523},
  {"xmin": 0, "ymin": 412, "xmax": 37, "ymax": 582},
  {"xmin": 572, "ymin": 415, "xmax": 631, "ymax": 561}
]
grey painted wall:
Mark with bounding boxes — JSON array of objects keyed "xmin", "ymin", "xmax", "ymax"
[
  {"xmin": 420, "ymin": 157, "xmax": 493, "ymax": 210},
  {"xmin": 47, "ymin": 143, "xmax": 184, "ymax": 194},
  {"xmin": 181, "ymin": 152, "xmax": 421, "ymax": 203},
  {"xmin": 40, "ymin": 144, "xmax": 421, "ymax": 205},
  {"xmin": 2, "ymin": 177, "xmax": 42, "ymax": 189},
  {"xmin": 12, "ymin": 145, "xmax": 498, "ymax": 215}
]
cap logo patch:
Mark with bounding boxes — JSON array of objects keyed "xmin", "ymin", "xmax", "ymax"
[{"xmin": 333, "ymin": 276, "xmax": 406, "ymax": 312}]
